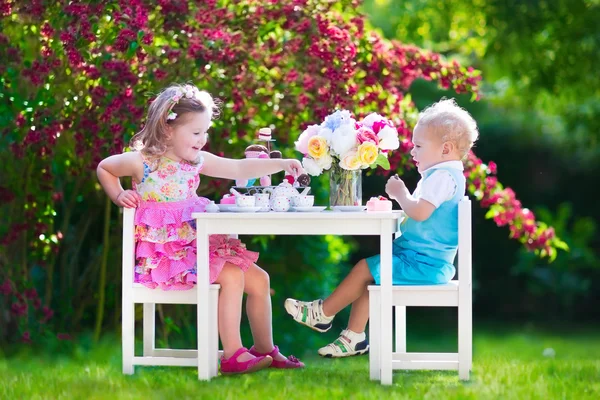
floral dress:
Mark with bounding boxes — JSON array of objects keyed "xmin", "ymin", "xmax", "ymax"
[{"xmin": 133, "ymin": 155, "xmax": 259, "ymax": 290}]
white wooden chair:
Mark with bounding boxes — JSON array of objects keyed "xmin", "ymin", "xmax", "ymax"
[
  {"xmin": 121, "ymin": 207, "xmax": 222, "ymax": 378},
  {"xmin": 368, "ymin": 196, "xmax": 472, "ymax": 381}
]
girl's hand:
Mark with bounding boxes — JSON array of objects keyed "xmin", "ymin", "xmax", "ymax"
[
  {"xmin": 385, "ymin": 174, "xmax": 406, "ymax": 201},
  {"xmin": 115, "ymin": 190, "xmax": 141, "ymax": 208},
  {"xmin": 280, "ymin": 159, "xmax": 304, "ymax": 177}
]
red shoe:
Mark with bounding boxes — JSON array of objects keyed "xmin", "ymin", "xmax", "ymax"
[
  {"xmin": 249, "ymin": 345, "xmax": 305, "ymax": 369},
  {"xmin": 220, "ymin": 347, "xmax": 273, "ymax": 375}
]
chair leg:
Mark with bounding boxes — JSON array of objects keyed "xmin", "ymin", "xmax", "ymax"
[
  {"xmin": 458, "ymin": 293, "xmax": 472, "ymax": 380},
  {"xmin": 122, "ymin": 300, "xmax": 135, "ymax": 375},
  {"xmin": 394, "ymin": 306, "xmax": 406, "ymax": 353},
  {"xmin": 209, "ymin": 287, "xmax": 220, "ymax": 377},
  {"xmin": 143, "ymin": 303, "xmax": 155, "ymax": 357},
  {"xmin": 369, "ymin": 289, "xmax": 381, "ymax": 381}
]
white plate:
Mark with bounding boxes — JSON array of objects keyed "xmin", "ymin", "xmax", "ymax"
[
  {"xmin": 292, "ymin": 206, "xmax": 327, "ymax": 212},
  {"xmin": 228, "ymin": 206, "xmax": 262, "ymax": 213},
  {"xmin": 217, "ymin": 204, "xmax": 236, "ymax": 211},
  {"xmin": 332, "ymin": 206, "xmax": 366, "ymax": 212}
]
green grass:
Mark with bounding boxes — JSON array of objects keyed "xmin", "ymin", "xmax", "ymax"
[{"xmin": 1, "ymin": 327, "xmax": 599, "ymax": 400}]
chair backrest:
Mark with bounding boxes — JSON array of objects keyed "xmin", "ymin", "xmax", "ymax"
[
  {"xmin": 394, "ymin": 196, "xmax": 472, "ymax": 284},
  {"xmin": 457, "ymin": 196, "xmax": 472, "ymax": 285},
  {"xmin": 122, "ymin": 207, "xmax": 136, "ymax": 288}
]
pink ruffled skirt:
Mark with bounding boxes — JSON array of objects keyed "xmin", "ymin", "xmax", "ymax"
[{"xmin": 134, "ymin": 198, "xmax": 259, "ymax": 290}]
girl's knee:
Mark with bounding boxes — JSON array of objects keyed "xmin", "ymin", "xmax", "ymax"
[
  {"xmin": 257, "ymin": 267, "xmax": 270, "ymax": 288},
  {"xmin": 216, "ymin": 263, "xmax": 244, "ymax": 289},
  {"xmin": 246, "ymin": 266, "xmax": 270, "ymax": 295}
]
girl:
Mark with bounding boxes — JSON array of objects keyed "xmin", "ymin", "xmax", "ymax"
[
  {"xmin": 285, "ymin": 98, "xmax": 479, "ymax": 358},
  {"xmin": 97, "ymin": 83, "xmax": 305, "ymax": 374}
]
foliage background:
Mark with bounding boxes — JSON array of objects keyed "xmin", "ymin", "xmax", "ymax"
[{"xmin": 0, "ymin": 0, "xmax": 597, "ymax": 351}]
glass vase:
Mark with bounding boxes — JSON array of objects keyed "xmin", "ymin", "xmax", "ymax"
[{"xmin": 329, "ymin": 162, "xmax": 362, "ymax": 207}]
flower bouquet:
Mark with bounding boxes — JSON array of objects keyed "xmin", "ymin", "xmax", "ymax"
[{"xmin": 295, "ymin": 110, "xmax": 400, "ymax": 207}]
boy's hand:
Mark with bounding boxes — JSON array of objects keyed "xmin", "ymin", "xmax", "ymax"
[
  {"xmin": 115, "ymin": 190, "xmax": 141, "ymax": 208},
  {"xmin": 280, "ymin": 159, "xmax": 304, "ymax": 177},
  {"xmin": 385, "ymin": 174, "xmax": 406, "ymax": 201}
]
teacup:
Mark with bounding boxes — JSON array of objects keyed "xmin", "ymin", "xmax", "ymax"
[
  {"xmin": 270, "ymin": 196, "xmax": 290, "ymax": 212},
  {"xmin": 291, "ymin": 195, "xmax": 314, "ymax": 208},
  {"xmin": 253, "ymin": 193, "xmax": 270, "ymax": 208},
  {"xmin": 235, "ymin": 195, "xmax": 256, "ymax": 208}
]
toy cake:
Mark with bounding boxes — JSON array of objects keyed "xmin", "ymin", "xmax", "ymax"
[
  {"xmin": 258, "ymin": 127, "xmax": 272, "ymax": 141},
  {"xmin": 366, "ymin": 196, "xmax": 393, "ymax": 211},
  {"xmin": 220, "ymin": 194, "xmax": 236, "ymax": 204}
]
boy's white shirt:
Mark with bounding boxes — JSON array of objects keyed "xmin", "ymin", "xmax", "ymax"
[{"xmin": 414, "ymin": 160, "xmax": 464, "ymax": 208}]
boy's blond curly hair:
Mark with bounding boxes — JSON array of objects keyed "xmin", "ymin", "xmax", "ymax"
[{"xmin": 417, "ymin": 98, "xmax": 479, "ymax": 158}]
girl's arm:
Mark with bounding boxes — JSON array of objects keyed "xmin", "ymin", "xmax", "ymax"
[
  {"xmin": 200, "ymin": 151, "xmax": 303, "ymax": 180},
  {"xmin": 385, "ymin": 176, "xmax": 436, "ymax": 221},
  {"xmin": 97, "ymin": 152, "xmax": 144, "ymax": 207}
]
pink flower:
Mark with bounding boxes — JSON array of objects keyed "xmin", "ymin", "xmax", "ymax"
[
  {"xmin": 0, "ymin": 279, "xmax": 12, "ymax": 295},
  {"xmin": 295, "ymin": 124, "xmax": 320, "ymax": 155},
  {"xmin": 21, "ymin": 331, "xmax": 31, "ymax": 344},
  {"xmin": 371, "ymin": 119, "xmax": 392, "ymax": 134},
  {"xmin": 356, "ymin": 127, "xmax": 379, "ymax": 145}
]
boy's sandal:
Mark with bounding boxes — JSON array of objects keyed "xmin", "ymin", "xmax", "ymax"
[
  {"xmin": 249, "ymin": 345, "xmax": 305, "ymax": 369},
  {"xmin": 220, "ymin": 347, "xmax": 273, "ymax": 375}
]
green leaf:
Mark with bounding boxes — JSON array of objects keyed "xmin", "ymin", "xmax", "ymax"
[
  {"xmin": 554, "ymin": 239, "xmax": 570, "ymax": 252},
  {"xmin": 374, "ymin": 153, "xmax": 390, "ymax": 169},
  {"xmin": 547, "ymin": 247, "xmax": 557, "ymax": 262},
  {"xmin": 485, "ymin": 208, "xmax": 498, "ymax": 219}
]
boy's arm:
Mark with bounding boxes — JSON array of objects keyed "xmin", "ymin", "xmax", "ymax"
[
  {"xmin": 385, "ymin": 176, "xmax": 436, "ymax": 221},
  {"xmin": 97, "ymin": 152, "xmax": 144, "ymax": 205}
]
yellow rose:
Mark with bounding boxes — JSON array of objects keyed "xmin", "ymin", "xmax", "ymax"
[
  {"xmin": 307, "ymin": 136, "xmax": 329, "ymax": 159},
  {"xmin": 357, "ymin": 142, "xmax": 378, "ymax": 166}
]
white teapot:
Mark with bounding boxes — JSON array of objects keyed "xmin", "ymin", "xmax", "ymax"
[{"xmin": 263, "ymin": 181, "xmax": 306, "ymax": 199}]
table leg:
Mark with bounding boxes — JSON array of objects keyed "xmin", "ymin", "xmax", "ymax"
[
  {"xmin": 197, "ymin": 221, "xmax": 210, "ymax": 380},
  {"xmin": 380, "ymin": 220, "xmax": 394, "ymax": 385}
]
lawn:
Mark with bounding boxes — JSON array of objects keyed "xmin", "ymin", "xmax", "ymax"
[{"xmin": 1, "ymin": 326, "xmax": 599, "ymax": 400}]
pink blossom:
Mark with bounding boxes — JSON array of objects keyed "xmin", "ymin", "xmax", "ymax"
[
  {"xmin": 357, "ymin": 127, "xmax": 379, "ymax": 145},
  {"xmin": 0, "ymin": 279, "xmax": 12, "ymax": 295},
  {"xmin": 21, "ymin": 331, "xmax": 31, "ymax": 344}
]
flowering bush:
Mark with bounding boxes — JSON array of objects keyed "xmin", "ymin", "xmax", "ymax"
[
  {"xmin": 464, "ymin": 153, "xmax": 568, "ymax": 260},
  {"xmin": 296, "ymin": 110, "xmax": 399, "ymax": 176},
  {"xmin": 0, "ymin": 0, "xmax": 562, "ymax": 343}
]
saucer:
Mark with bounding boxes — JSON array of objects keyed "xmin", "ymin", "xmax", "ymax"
[
  {"xmin": 229, "ymin": 206, "xmax": 262, "ymax": 213},
  {"xmin": 292, "ymin": 206, "xmax": 327, "ymax": 212},
  {"xmin": 332, "ymin": 206, "xmax": 366, "ymax": 212},
  {"xmin": 217, "ymin": 204, "xmax": 237, "ymax": 212}
]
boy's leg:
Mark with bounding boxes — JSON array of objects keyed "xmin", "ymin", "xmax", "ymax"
[
  {"xmin": 347, "ymin": 286, "xmax": 370, "ymax": 334},
  {"xmin": 284, "ymin": 259, "xmax": 374, "ymax": 332},
  {"xmin": 322, "ymin": 259, "xmax": 374, "ymax": 316},
  {"xmin": 318, "ymin": 287, "xmax": 370, "ymax": 358}
]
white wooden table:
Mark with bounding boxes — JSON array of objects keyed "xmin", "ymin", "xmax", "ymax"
[{"xmin": 192, "ymin": 210, "xmax": 403, "ymax": 384}]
